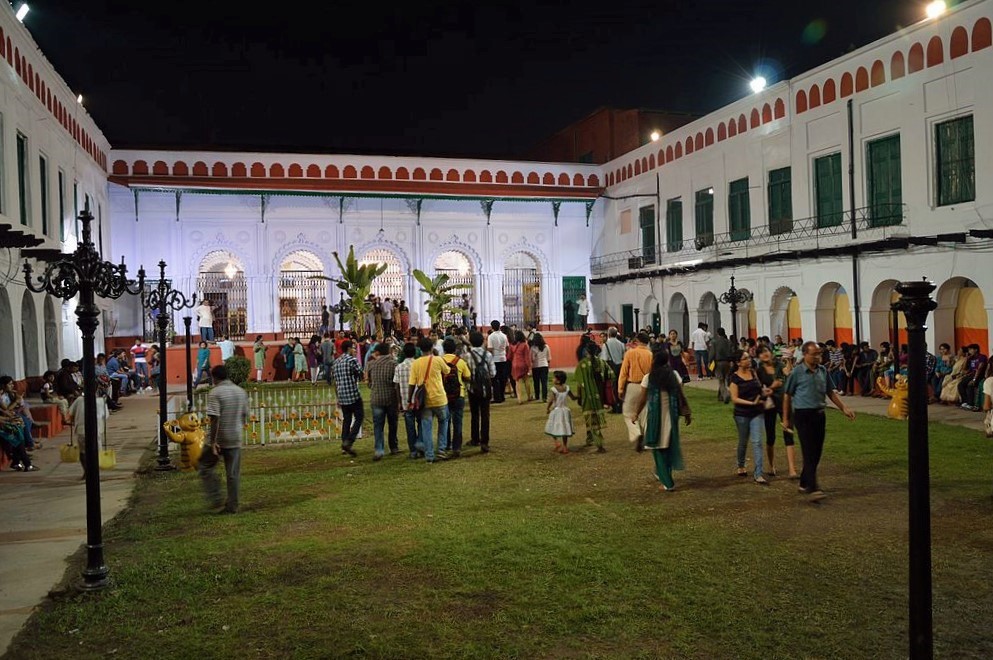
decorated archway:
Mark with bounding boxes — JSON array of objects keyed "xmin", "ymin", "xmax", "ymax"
[
  {"xmin": 277, "ymin": 250, "xmax": 326, "ymax": 336},
  {"xmin": 697, "ymin": 292, "xmax": 721, "ymax": 340},
  {"xmin": 197, "ymin": 251, "xmax": 248, "ymax": 340},
  {"xmin": 0, "ymin": 288, "xmax": 15, "ymax": 377},
  {"xmin": 360, "ymin": 247, "xmax": 406, "ymax": 303},
  {"xmin": 770, "ymin": 287, "xmax": 802, "ymax": 342},
  {"xmin": 44, "ymin": 296, "xmax": 59, "ymax": 371},
  {"xmin": 869, "ymin": 279, "xmax": 903, "ymax": 347},
  {"xmin": 668, "ymin": 292, "xmax": 689, "ymax": 342},
  {"xmin": 433, "ymin": 250, "xmax": 476, "ymax": 327},
  {"xmin": 815, "ymin": 282, "xmax": 854, "ymax": 345},
  {"xmin": 21, "ymin": 290, "xmax": 39, "ymax": 377},
  {"xmin": 502, "ymin": 251, "xmax": 541, "ymax": 328},
  {"xmin": 643, "ymin": 294, "xmax": 661, "ymax": 334},
  {"xmin": 935, "ymin": 277, "xmax": 988, "ymax": 354}
]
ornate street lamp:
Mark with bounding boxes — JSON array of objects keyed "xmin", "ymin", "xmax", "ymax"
[
  {"xmin": 183, "ymin": 316, "xmax": 193, "ymax": 410},
  {"xmin": 23, "ymin": 206, "xmax": 145, "ymax": 591},
  {"xmin": 892, "ymin": 279, "xmax": 938, "ymax": 659},
  {"xmin": 331, "ymin": 291, "xmax": 352, "ymax": 333},
  {"xmin": 141, "ymin": 260, "xmax": 196, "ymax": 471},
  {"xmin": 718, "ymin": 275, "xmax": 753, "ymax": 344}
]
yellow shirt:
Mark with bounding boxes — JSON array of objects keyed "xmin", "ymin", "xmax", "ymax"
[
  {"xmin": 408, "ymin": 355, "xmax": 451, "ymax": 408},
  {"xmin": 444, "ymin": 354, "xmax": 472, "ymax": 399}
]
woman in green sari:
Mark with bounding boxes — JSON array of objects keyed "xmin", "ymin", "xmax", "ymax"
[
  {"xmin": 630, "ymin": 348, "xmax": 692, "ymax": 491},
  {"xmin": 575, "ymin": 340, "xmax": 613, "ymax": 452}
]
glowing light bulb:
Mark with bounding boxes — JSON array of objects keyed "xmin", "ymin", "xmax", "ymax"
[
  {"xmin": 925, "ymin": 1, "xmax": 946, "ymax": 19},
  {"xmin": 750, "ymin": 76, "xmax": 767, "ymax": 94}
]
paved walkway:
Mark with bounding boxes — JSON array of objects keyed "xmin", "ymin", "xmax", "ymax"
[{"xmin": 0, "ymin": 380, "xmax": 987, "ymax": 655}]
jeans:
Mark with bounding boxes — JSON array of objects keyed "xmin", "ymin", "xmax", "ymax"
[
  {"xmin": 341, "ymin": 399, "xmax": 364, "ymax": 446},
  {"xmin": 695, "ymin": 350, "xmax": 710, "ymax": 377},
  {"xmin": 403, "ymin": 410, "xmax": 421, "ymax": 455},
  {"xmin": 447, "ymin": 397, "xmax": 465, "ymax": 452},
  {"xmin": 578, "ymin": 314, "xmax": 588, "ymax": 330},
  {"xmin": 199, "ymin": 447, "xmax": 241, "ymax": 512},
  {"xmin": 136, "ymin": 362, "xmax": 149, "ymax": 387},
  {"xmin": 371, "ymin": 405, "xmax": 399, "ymax": 456},
  {"xmin": 794, "ymin": 408, "xmax": 827, "ymax": 491},
  {"xmin": 469, "ymin": 393, "xmax": 490, "ymax": 447},
  {"xmin": 958, "ymin": 377, "xmax": 980, "ymax": 407},
  {"xmin": 734, "ymin": 414, "xmax": 765, "ymax": 479},
  {"xmin": 201, "ymin": 327, "xmax": 215, "ymax": 342},
  {"xmin": 493, "ymin": 361, "xmax": 509, "ymax": 403},
  {"xmin": 532, "ymin": 367, "xmax": 549, "ymax": 403},
  {"xmin": 194, "ymin": 366, "xmax": 212, "ymax": 387},
  {"xmin": 419, "ymin": 405, "xmax": 450, "ymax": 461}
]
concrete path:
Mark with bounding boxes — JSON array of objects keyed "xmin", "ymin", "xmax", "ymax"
[{"xmin": 0, "ymin": 380, "xmax": 987, "ymax": 656}]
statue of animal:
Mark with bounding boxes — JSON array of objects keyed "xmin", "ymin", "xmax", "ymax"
[
  {"xmin": 162, "ymin": 412, "xmax": 205, "ymax": 470},
  {"xmin": 876, "ymin": 375, "xmax": 909, "ymax": 420}
]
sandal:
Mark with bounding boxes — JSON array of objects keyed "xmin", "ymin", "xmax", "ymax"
[
  {"xmin": 755, "ymin": 477, "xmax": 769, "ymax": 485},
  {"xmin": 737, "ymin": 468, "xmax": 748, "ymax": 477}
]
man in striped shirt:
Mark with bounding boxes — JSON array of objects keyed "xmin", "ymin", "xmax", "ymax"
[
  {"xmin": 393, "ymin": 343, "xmax": 421, "ymax": 458},
  {"xmin": 202, "ymin": 364, "xmax": 249, "ymax": 514}
]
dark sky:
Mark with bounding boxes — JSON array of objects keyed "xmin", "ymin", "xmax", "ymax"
[{"xmin": 24, "ymin": 0, "xmax": 925, "ymax": 159}]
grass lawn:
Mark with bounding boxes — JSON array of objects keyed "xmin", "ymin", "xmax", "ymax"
[{"xmin": 11, "ymin": 388, "xmax": 993, "ymax": 659}]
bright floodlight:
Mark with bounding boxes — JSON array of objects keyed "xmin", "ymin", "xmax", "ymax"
[
  {"xmin": 750, "ymin": 76, "xmax": 767, "ymax": 94},
  {"xmin": 926, "ymin": 0, "xmax": 946, "ymax": 19},
  {"xmin": 77, "ymin": 94, "xmax": 83, "ymax": 104},
  {"xmin": 15, "ymin": 3, "xmax": 29, "ymax": 22},
  {"xmin": 650, "ymin": 130, "xmax": 661, "ymax": 142}
]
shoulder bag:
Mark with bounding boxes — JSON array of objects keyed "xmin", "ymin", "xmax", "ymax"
[{"xmin": 408, "ymin": 356, "xmax": 433, "ymax": 413}]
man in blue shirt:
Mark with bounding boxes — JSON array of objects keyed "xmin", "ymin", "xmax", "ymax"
[{"xmin": 782, "ymin": 341, "xmax": 855, "ymax": 502}]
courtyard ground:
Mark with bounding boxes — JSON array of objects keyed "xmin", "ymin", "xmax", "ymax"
[{"xmin": 2, "ymin": 383, "xmax": 992, "ymax": 659}]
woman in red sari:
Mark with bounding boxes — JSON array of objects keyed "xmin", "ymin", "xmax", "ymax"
[{"xmin": 510, "ymin": 330, "xmax": 534, "ymax": 404}]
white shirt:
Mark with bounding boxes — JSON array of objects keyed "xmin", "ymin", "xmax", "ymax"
[
  {"xmin": 487, "ymin": 330, "xmax": 508, "ymax": 362},
  {"xmin": 577, "ymin": 299, "xmax": 589, "ymax": 315},
  {"xmin": 68, "ymin": 396, "xmax": 109, "ymax": 444},
  {"xmin": 219, "ymin": 339, "xmax": 236, "ymax": 361},
  {"xmin": 690, "ymin": 328, "xmax": 709, "ymax": 351},
  {"xmin": 531, "ymin": 345, "xmax": 550, "ymax": 368},
  {"xmin": 196, "ymin": 304, "xmax": 214, "ymax": 326},
  {"xmin": 381, "ymin": 299, "xmax": 393, "ymax": 320}
]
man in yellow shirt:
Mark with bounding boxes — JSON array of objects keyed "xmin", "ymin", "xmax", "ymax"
[
  {"xmin": 618, "ymin": 332, "xmax": 655, "ymax": 449},
  {"xmin": 442, "ymin": 338, "xmax": 472, "ymax": 458},
  {"xmin": 408, "ymin": 337, "xmax": 451, "ymax": 462}
]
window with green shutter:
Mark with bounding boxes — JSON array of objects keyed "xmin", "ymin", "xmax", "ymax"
[
  {"xmin": 867, "ymin": 134, "xmax": 902, "ymax": 227},
  {"xmin": 767, "ymin": 167, "xmax": 792, "ymax": 235},
  {"xmin": 728, "ymin": 177, "xmax": 750, "ymax": 241},
  {"xmin": 695, "ymin": 188, "xmax": 714, "ymax": 248},
  {"xmin": 16, "ymin": 132, "xmax": 29, "ymax": 227},
  {"xmin": 666, "ymin": 197, "xmax": 683, "ymax": 252},
  {"xmin": 814, "ymin": 153, "xmax": 843, "ymax": 228},
  {"xmin": 639, "ymin": 206, "xmax": 656, "ymax": 264},
  {"xmin": 936, "ymin": 115, "xmax": 975, "ymax": 206}
]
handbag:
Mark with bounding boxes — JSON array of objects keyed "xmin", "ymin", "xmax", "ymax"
[{"xmin": 407, "ymin": 356, "xmax": 433, "ymax": 413}]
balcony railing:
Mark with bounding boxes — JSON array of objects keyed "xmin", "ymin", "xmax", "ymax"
[{"xmin": 591, "ymin": 204, "xmax": 907, "ymax": 276}]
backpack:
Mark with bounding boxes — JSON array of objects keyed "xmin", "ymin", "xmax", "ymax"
[
  {"xmin": 468, "ymin": 351, "xmax": 493, "ymax": 400},
  {"xmin": 444, "ymin": 356, "xmax": 463, "ymax": 402}
]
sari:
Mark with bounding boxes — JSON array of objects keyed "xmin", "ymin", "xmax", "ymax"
[
  {"xmin": 576, "ymin": 355, "xmax": 611, "ymax": 447},
  {"xmin": 940, "ymin": 356, "xmax": 967, "ymax": 403},
  {"xmin": 642, "ymin": 372, "xmax": 691, "ymax": 489}
]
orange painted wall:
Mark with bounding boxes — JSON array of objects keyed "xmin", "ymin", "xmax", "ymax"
[
  {"xmin": 955, "ymin": 288, "xmax": 989, "ymax": 354},
  {"xmin": 787, "ymin": 296, "xmax": 803, "ymax": 340},
  {"xmin": 834, "ymin": 292, "xmax": 853, "ymax": 344}
]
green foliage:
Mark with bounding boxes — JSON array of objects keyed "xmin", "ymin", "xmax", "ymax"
[
  {"xmin": 413, "ymin": 269, "xmax": 471, "ymax": 327},
  {"xmin": 223, "ymin": 355, "xmax": 251, "ymax": 385},
  {"xmin": 310, "ymin": 245, "xmax": 388, "ymax": 331}
]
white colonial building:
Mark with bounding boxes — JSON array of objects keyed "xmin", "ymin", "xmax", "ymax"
[{"xmin": 1, "ymin": 0, "xmax": 992, "ymax": 380}]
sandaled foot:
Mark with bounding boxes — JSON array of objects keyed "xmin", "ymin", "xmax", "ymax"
[
  {"xmin": 737, "ymin": 468, "xmax": 748, "ymax": 477},
  {"xmin": 754, "ymin": 477, "xmax": 769, "ymax": 485}
]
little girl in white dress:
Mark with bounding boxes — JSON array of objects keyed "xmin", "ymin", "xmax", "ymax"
[{"xmin": 545, "ymin": 371, "xmax": 577, "ymax": 454}]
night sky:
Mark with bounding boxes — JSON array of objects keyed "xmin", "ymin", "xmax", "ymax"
[{"xmin": 23, "ymin": 0, "xmax": 929, "ymax": 159}]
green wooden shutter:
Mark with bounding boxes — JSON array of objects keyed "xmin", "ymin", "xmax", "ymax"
[
  {"xmin": 815, "ymin": 153, "xmax": 843, "ymax": 228},
  {"xmin": 666, "ymin": 198, "xmax": 683, "ymax": 252},
  {"xmin": 768, "ymin": 167, "xmax": 792, "ymax": 234},
  {"xmin": 867, "ymin": 134, "xmax": 902, "ymax": 227},
  {"xmin": 728, "ymin": 177, "xmax": 750, "ymax": 241},
  {"xmin": 695, "ymin": 189, "xmax": 714, "ymax": 248},
  {"xmin": 639, "ymin": 206, "xmax": 656, "ymax": 264},
  {"xmin": 936, "ymin": 115, "xmax": 975, "ymax": 206}
]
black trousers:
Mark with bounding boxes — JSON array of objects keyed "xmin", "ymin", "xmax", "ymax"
[
  {"xmin": 958, "ymin": 377, "xmax": 979, "ymax": 406},
  {"xmin": 532, "ymin": 366, "xmax": 549, "ymax": 403},
  {"xmin": 341, "ymin": 399, "xmax": 364, "ymax": 445},
  {"xmin": 606, "ymin": 362, "xmax": 622, "ymax": 412},
  {"xmin": 493, "ymin": 361, "xmax": 510, "ymax": 403},
  {"xmin": 469, "ymin": 393, "xmax": 490, "ymax": 447},
  {"xmin": 793, "ymin": 408, "xmax": 826, "ymax": 491}
]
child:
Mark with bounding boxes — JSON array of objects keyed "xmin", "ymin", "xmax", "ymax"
[
  {"xmin": 545, "ymin": 371, "xmax": 576, "ymax": 454},
  {"xmin": 41, "ymin": 370, "xmax": 70, "ymax": 423}
]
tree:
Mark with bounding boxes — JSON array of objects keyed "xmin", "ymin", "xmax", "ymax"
[
  {"xmin": 413, "ymin": 269, "xmax": 471, "ymax": 328},
  {"xmin": 311, "ymin": 246, "xmax": 388, "ymax": 331}
]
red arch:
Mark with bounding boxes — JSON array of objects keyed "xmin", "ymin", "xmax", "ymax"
[
  {"xmin": 0, "ymin": 28, "xmax": 4, "ymax": 58},
  {"xmin": 615, "ymin": 168, "xmax": 622, "ymax": 183},
  {"xmin": 325, "ymin": 165, "xmax": 340, "ymax": 178},
  {"xmin": 465, "ymin": 169, "xmax": 478, "ymax": 183},
  {"xmin": 822, "ymin": 79, "xmax": 836, "ymax": 104},
  {"xmin": 5, "ymin": 38, "xmax": 10, "ymax": 65},
  {"xmin": 641, "ymin": 157, "xmax": 648, "ymax": 172},
  {"xmin": 526, "ymin": 171, "xmax": 540, "ymax": 184},
  {"xmin": 717, "ymin": 122, "xmax": 727, "ymax": 141},
  {"xmin": 974, "ymin": 17, "xmax": 992, "ymax": 51},
  {"xmin": 212, "ymin": 162, "xmax": 229, "ymax": 177},
  {"xmin": 648, "ymin": 154, "xmax": 656, "ymax": 169},
  {"xmin": 496, "ymin": 170, "xmax": 509, "ymax": 184},
  {"xmin": 588, "ymin": 174, "xmax": 600, "ymax": 187},
  {"xmin": 950, "ymin": 26, "xmax": 969, "ymax": 58},
  {"xmin": 573, "ymin": 173, "xmax": 584, "ymax": 186},
  {"xmin": 692, "ymin": 132, "xmax": 701, "ymax": 150},
  {"xmin": 112, "ymin": 160, "xmax": 128, "ymax": 175},
  {"xmin": 674, "ymin": 143, "xmax": 683, "ymax": 159},
  {"xmin": 909, "ymin": 43, "xmax": 924, "ymax": 73},
  {"xmin": 871, "ymin": 60, "xmax": 885, "ymax": 86},
  {"xmin": 855, "ymin": 67, "xmax": 869, "ymax": 92},
  {"xmin": 666, "ymin": 145, "xmax": 674, "ymax": 161},
  {"xmin": 343, "ymin": 165, "xmax": 357, "ymax": 179},
  {"xmin": 395, "ymin": 166, "xmax": 409, "ymax": 180},
  {"xmin": 795, "ymin": 89, "xmax": 808, "ymax": 113},
  {"xmin": 840, "ymin": 72, "xmax": 854, "ymax": 97},
  {"xmin": 634, "ymin": 160, "xmax": 642, "ymax": 175},
  {"xmin": 412, "ymin": 167, "xmax": 427, "ymax": 180},
  {"xmin": 480, "ymin": 170, "xmax": 493, "ymax": 183},
  {"xmin": 268, "ymin": 163, "xmax": 284, "ymax": 178},
  {"xmin": 378, "ymin": 166, "xmax": 392, "ymax": 179},
  {"xmin": 761, "ymin": 104, "xmax": 772, "ymax": 124},
  {"xmin": 360, "ymin": 166, "xmax": 375, "ymax": 179},
  {"xmin": 512, "ymin": 171, "xmax": 525, "ymax": 184},
  {"xmin": 429, "ymin": 168, "xmax": 444, "ymax": 181},
  {"xmin": 232, "ymin": 162, "xmax": 247, "ymax": 177},
  {"xmin": 447, "ymin": 168, "xmax": 461, "ymax": 182},
  {"xmin": 626, "ymin": 164, "xmax": 633, "ymax": 178},
  {"xmin": 927, "ymin": 36, "xmax": 944, "ymax": 67},
  {"xmin": 891, "ymin": 51, "xmax": 906, "ymax": 79},
  {"xmin": 809, "ymin": 85, "xmax": 821, "ymax": 109},
  {"xmin": 557, "ymin": 172, "xmax": 569, "ymax": 185},
  {"xmin": 608, "ymin": 173, "xmax": 615, "ymax": 186},
  {"xmin": 306, "ymin": 164, "xmax": 321, "ymax": 177},
  {"xmin": 684, "ymin": 137, "xmax": 694, "ymax": 154},
  {"xmin": 737, "ymin": 114, "xmax": 747, "ymax": 133},
  {"xmin": 152, "ymin": 161, "xmax": 168, "ymax": 176},
  {"xmin": 728, "ymin": 119, "xmax": 738, "ymax": 137},
  {"xmin": 194, "ymin": 162, "xmax": 211, "ymax": 176},
  {"xmin": 14, "ymin": 47, "xmax": 19, "ymax": 75},
  {"xmin": 287, "ymin": 163, "xmax": 303, "ymax": 178},
  {"xmin": 176, "ymin": 161, "xmax": 192, "ymax": 176},
  {"xmin": 748, "ymin": 108, "xmax": 759, "ymax": 127},
  {"xmin": 132, "ymin": 160, "xmax": 149, "ymax": 175},
  {"xmin": 657, "ymin": 148, "xmax": 665, "ymax": 164},
  {"xmin": 775, "ymin": 98, "xmax": 786, "ymax": 119}
]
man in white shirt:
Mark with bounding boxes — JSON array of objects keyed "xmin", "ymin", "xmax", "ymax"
[
  {"xmin": 690, "ymin": 322, "xmax": 711, "ymax": 379},
  {"xmin": 196, "ymin": 300, "xmax": 215, "ymax": 342},
  {"xmin": 218, "ymin": 336, "xmax": 236, "ymax": 361},
  {"xmin": 381, "ymin": 298, "xmax": 394, "ymax": 337},
  {"xmin": 577, "ymin": 294, "xmax": 589, "ymax": 331},
  {"xmin": 486, "ymin": 320, "xmax": 509, "ymax": 403}
]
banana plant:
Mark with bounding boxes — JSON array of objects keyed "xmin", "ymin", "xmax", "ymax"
[
  {"xmin": 412, "ymin": 269, "xmax": 472, "ymax": 328},
  {"xmin": 310, "ymin": 246, "xmax": 387, "ymax": 331}
]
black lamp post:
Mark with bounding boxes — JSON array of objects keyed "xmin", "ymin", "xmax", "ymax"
[
  {"xmin": 331, "ymin": 291, "xmax": 352, "ymax": 333},
  {"xmin": 892, "ymin": 279, "xmax": 937, "ymax": 659},
  {"xmin": 141, "ymin": 260, "xmax": 196, "ymax": 471},
  {"xmin": 718, "ymin": 275, "xmax": 753, "ymax": 344},
  {"xmin": 23, "ymin": 206, "xmax": 145, "ymax": 591},
  {"xmin": 183, "ymin": 316, "xmax": 193, "ymax": 410}
]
